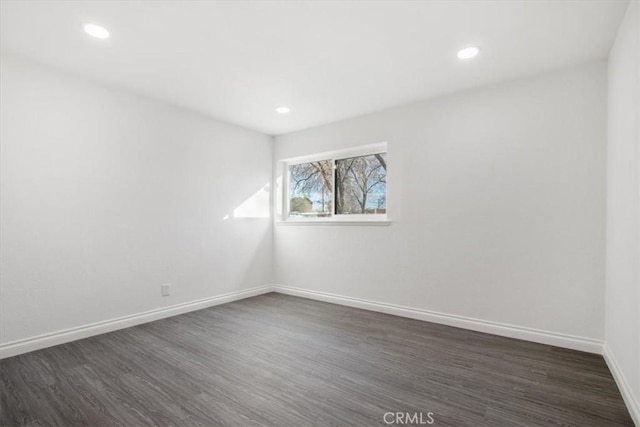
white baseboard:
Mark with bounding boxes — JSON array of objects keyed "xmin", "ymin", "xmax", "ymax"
[
  {"xmin": 0, "ymin": 285, "xmax": 275, "ymax": 360},
  {"xmin": 0, "ymin": 283, "xmax": 604, "ymax": 358},
  {"xmin": 603, "ymin": 345, "xmax": 640, "ymax": 426},
  {"xmin": 273, "ymin": 285, "xmax": 604, "ymax": 354}
]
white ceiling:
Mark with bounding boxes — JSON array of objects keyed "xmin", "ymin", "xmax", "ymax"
[{"xmin": 0, "ymin": 0, "xmax": 629, "ymax": 135}]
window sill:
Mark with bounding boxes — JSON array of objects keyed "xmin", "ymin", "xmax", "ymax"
[{"xmin": 275, "ymin": 220, "xmax": 391, "ymax": 226}]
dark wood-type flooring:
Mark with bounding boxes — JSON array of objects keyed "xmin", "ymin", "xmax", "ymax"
[{"xmin": 0, "ymin": 293, "xmax": 634, "ymax": 426}]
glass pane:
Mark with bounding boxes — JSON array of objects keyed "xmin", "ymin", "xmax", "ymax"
[
  {"xmin": 288, "ymin": 160, "xmax": 333, "ymax": 218},
  {"xmin": 335, "ymin": 153, "xmax": 386, "ymax": 215}
]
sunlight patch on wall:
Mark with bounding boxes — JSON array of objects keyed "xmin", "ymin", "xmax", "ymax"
[
  {"xmin": 233, "ymin": 184, "xmax": 270, "ymax": 218},
  {"xmin": 275, "ymin": 175, "xmax": 283, "ymax": 218}
]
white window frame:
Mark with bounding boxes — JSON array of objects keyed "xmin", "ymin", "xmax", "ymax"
[{"xmin": 278, "ymin": 142, "xmax": 390, "ymax": 225}]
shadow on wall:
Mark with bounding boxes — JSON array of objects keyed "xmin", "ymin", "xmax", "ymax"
[{"xmin": 223, "ymin": 183, "xmax": 271, "ymax": 220}]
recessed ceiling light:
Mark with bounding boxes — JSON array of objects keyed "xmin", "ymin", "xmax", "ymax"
[
  {"xmin": 457, "ymin": 46, "xmax": 480, "ymax": 60},
  {"xmin": 83, "ymin": 24, "xmax": 110, "ymax": 39},
  {"xmin": 276, "ymin": 107, "xmax": 290, "ymax": 114}
]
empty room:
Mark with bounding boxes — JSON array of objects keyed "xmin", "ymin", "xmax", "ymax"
[{"xmin": 1, "ymin": 0, "xmax": 638, "ymax": 425}]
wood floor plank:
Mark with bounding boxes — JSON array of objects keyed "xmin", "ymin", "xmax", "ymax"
[{"xmin": 0, "ymin": 293, "xmax": 634, "ymax": 426}]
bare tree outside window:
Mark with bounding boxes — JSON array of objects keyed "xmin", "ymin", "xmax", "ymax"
[
  {"xmin": 335, "ymin": 153, "xmax": 386, "ymax": 215},
  {"xmin": 288, "ymin": 160, "xmax": 333, "ymax": 217},
  {"xmin": 287, "ymin": 151, "xmax": 387, "ymax": 219}
]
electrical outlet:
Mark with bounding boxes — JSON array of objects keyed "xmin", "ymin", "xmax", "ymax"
[{"xmin": 161, "ymin": 284, "xmax": 171, "ymax": 297}]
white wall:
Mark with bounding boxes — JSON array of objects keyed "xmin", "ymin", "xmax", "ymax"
[
  {"xmin": 605, "ymin": 1, "xmax": 640, "ymax": 423},
  {"xmin": 274, "ymin": 62, "xmax": 607, "ymax": 346},
  {"xmin": 0, "ymin": 54, "xmax": 273, "ymax": 346}
]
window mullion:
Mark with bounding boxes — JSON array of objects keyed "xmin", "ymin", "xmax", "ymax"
[{"xmin": 332, "ymin": 159, "xmax": 337, "ymax": 216}]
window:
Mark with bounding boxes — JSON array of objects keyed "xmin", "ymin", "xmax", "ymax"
[{"xmin": 283, "ymin": 143, "xmax": 388, "ymax": 222}]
